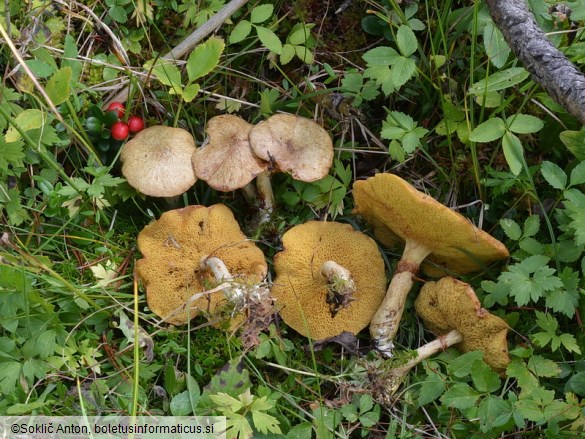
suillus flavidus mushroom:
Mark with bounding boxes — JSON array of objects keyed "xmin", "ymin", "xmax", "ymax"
[
  {"xmin": 270, "ymin": 221, "xmax": 387, "ymax": 340},
  {"xmin": 136, "ymin": 204, "xmax": 267, "ymax": 325},
  {"xmin": 353, "ymin": 173, "xmax": 509, "ymax": 356},
  {"xmin": 248, "ymin": 113, "xmax": 334, "ymax": 218},
  {"xmin": 120, "ymin": 125, "xmax": 197, "ymax": 199},
  {"xmin": 370, "ymin": 277, "xmax": 510, "ymax": 399},
  {"xmin": 191, "ymin": 115, "xmax": 268, "ymax": 196}
]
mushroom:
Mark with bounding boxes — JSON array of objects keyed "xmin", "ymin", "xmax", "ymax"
[
  {"xmin": 371, "ymin": 277, "xmax": 510, "ymax": 398},
  {"xmin": 248, "ymin": 113, "xmax": 334, "ymax": 219},
  {"xmin": 270, "ymin": 221, "xmax": 387, "ymax": 340},
  {"xmin": 136, "ymin": 204, "xmax": 267, "ymax": 325},
  {"xmin": 191, "ymin": 115, "xmax": 268, "ymax": 199},
  {"xmin": 120, "ymin": 125, "xmax": 197, "ymax": 203},
  {"xmin": 353, "ymin": 173, "xmax": 509, "ymax": 356}
]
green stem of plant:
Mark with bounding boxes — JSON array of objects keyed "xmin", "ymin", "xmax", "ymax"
[
  {"xmin": 131, "ymin": 276, "xmax": 140, "ymax": 418},
  {"xmin": 0, "ymin": 104, "xmax": 84, "ymax": 195}
]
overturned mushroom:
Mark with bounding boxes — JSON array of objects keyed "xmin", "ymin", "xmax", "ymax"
[
  {"xmin": 270, "ymin": 221, "xmax": 387, "ymax": 340},
  {"xmin": 136, "ymin": 204, "xmax": 267, "ymax": 325},
  {"xmin": 372, "ymin": 277, "xmax": 510, "ymax": 398},
  {"xmin": 121, "ymin": 125, "xmax": 197, "ymax": 200},
  {"xmin": 353, "ymin": 173, "xmax": 509, "ymax": 356},
  {"xmin": 248, "ymin": 113, "xmax": 334, "ymax": 218}
]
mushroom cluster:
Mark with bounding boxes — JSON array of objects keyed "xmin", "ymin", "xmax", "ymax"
[{"xmin": 353, "ymin": 173, "xmax": 509, "ymax": 357}]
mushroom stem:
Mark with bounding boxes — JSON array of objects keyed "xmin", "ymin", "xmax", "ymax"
[
  {"xmin": 370, "ymin": 240, "xmax": 432, "ymax": 357},
  {"xmin": 200, "ymin": 256, "xmax": 244, "ymax": 304},
  {"xmin": 320, "ymin": 260, "xmax": 357, "ymax": 317},
  {"xmin": 384, "ymin": 329, "xmax": 463, "ymax": 395},
  {"xmin": 255, "ymin": 170, "xmax": 275, "ymax": 221}
]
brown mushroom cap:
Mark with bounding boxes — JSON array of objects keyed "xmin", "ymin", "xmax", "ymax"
[
  {"xmin": 120, "ymin": 125, "xmax": 197, "ymax": 197},
  {"xmin": 353, "ymin": 173, "xmax": 509, "ymax": 276},
  {"xmin": 271, "ymin": 221, "xmax": 387, "ymax": 340},
  {"xmin": 192, "ymin": 115, "xmax": 268, "ymax": 191},
  {"xmin": 248, "ymin": 113, "xmax": 334, "ymax": 181},
  {"xmin": 414, "ymin": 276, "xmax": 510, "ymax": 372},
  {"xmin": 136, "ymin": 204, "xmax": 267, "ymax": 325}
]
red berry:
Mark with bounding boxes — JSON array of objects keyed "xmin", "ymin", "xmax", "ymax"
[
  {"xmin": 107, "ymin": 101, "xmax": 125, "ymax": 118},
  {"xmin": 127, "ymin": 115, "xmax": 145, "ymax": 133},
  {"xmin": 111, "ymin": 121, "xmax": 130, "ymax": 140}
]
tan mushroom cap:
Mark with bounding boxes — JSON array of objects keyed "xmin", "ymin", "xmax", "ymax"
[
  {"xmin": 414, "ymin": 276, "xmax": 510, "ymax": 372},
  {"xmin": 121, "ymin": 125, "xmax": 197, "ymax": 197},
  {"xmin": 136, "ymin": 204, "xmax": 267, "ymax": 325},
  {"xmin": 353, "ymin": 173, "xmax": 509, "ymax": 276},
  {"xmin": 271, "ymin": 221, "xmax": 387, "ymax": 340},
  {"xmin": 249, "ymin": 113, "xmax": 334, "ymax": 181},
  {"xmin": 192, "ymin": 115, "xmax": 268, "ymax": 191}
]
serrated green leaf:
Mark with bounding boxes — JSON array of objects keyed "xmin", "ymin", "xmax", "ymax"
[
  {"xmin": 478, "ymin": 395, "xmax": 512, "ymax": 432},
  {"xmin": 252, "ymin": 410, "xmax": 281, "ymax": 435},
  {"xmin": 250, "ymin": 4, "xmax": 273, "ymax": 24},
  {"xmin": 150, "ymin": 60, "xmax": 182, "ymax": 87},
  {"xmin": 363, "ymin": 46, "xmax": 400, "ymax": 66},
  {"xmin": 186, "ymin": 37, "xmax": 224, "ymax": 82},
  {"xmin": 417, "ymin": 372, "xmax": 445, "ymax": 405},
  {"xmin": 560, "ymin": 130, "xmax": 585, "ymax": 161},
  {"xmin": 25, "ymin": 59, "xmax": 55, "ymax": 78},
  {"xmin": 507, "ymin": 114, "xmax": 544, "ymax": 134},
  {"xmin": 515, "ymin": 398, "xmax": 544, "ymax": 422},
  {"xmin": 279, "ymin": 44, "xmax": 296, "ymax": 65},
  {"xmin": 523, "ymin": 215, "xmax": 540, "ymax": 238},
  {"xmin": 565, "ymin": 371, "xmax": 585, "ymax": 396},
  {"xmin": 448, "ymin": 351, "xmax": 484, "ymax": 377},
  {"xmin": 396, "ymin": 25, "xmax": 417, "ymax": 57},
  {"xmin": 229, "ymin": 20, "xmax": 252, "ymax": 44},
  {"xmin": 545, "ymin": 268, "xmax": 579, "ymax": 317},
  {"xmin": 471, "ymin": 360, "xmax": 502, "ymax": 393},
  {"xmin": 468, "ymin": 67, "xmax": 529, "ymax": 95},
  {"xmin": 0, "ymin": 361, "xmax": 21, "ymax": 395},
  {"xmin": 391, "ymin": 56, "xmax": 417, "ymax": 89},
  {"xmin": 45, "ymin": 66, "xmax": 72, "ymax": 106},
  {"xmin": 558, "ymin": 333, "xmax": 582, "ymax": 354},
  {"xmin": 526, "ymin": 355, "xmax": 561, "ymax": 378},
  {"xmin": 541, "ymin": 161, "xmax": 567, "ymax": 190},
  {"xmin": 255, "ymin": 26, "xmax": 282, "ymax": 54},
  {"xmin": 288, "ymin": 23, "xmax": 313, "ymax": 45},
  {"xmin": 502, "ymin": 131, "xmax": 524, "ymax": 176},
  {"xmin": 294, "ymin": 45, "xmax": 313, "ymax": 64},
  {"xmin": 170, "ymin": 391, "xmax": 193, "ymax": 415},
  {"xmin": 570, "ymin": 161, "xmax": 585, "ymax": 186},
  {"xmin": 500, "ymin": 218, "xmax": 522, "ymax": 241},
  {"xmin": 483, "ymin": 21, "xmax": 510, "ymax": 68},
  {"xmin": 0, "ymin": 138, "xmax": 25, "ymax": 169},
  {"xmin": 5, "ymin": 109, "xmax": 47, "ymax": 142},
  {"xmin": 469, "ymin": 117, "xmax": 506, "ymax": 143},
  {"xmin": 440, "ymin": 383, "xmax": 480, "ymax": 409}
]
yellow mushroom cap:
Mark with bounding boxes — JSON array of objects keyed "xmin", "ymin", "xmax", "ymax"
[
  {"xmin": 192, "ymin": 115, "xmax": 268, "ymax": 191},
  {"xmin": 121, "ymin": 125, "xmax": 197, "ymax": 197},
  {"xmin": 249, "ymin": 113, "xmax": 334, "ymax": 182},
  {"xmin": 136, "ymin": 204, "xmax": 267, "ymax": 325},
  {"xmin": 353, "ymin": 173, "xmax": 509, "ymax": 276},
  {"xmin": 271, "ymin": 221, "xmax": 387, "ymax": 340},
  {"xmin": 414, "ymin": 276, "xmax": 510, "ymax": 372}
]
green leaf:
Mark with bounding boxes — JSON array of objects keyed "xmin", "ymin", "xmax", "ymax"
[
  {"xmin": 294, "ymin": 45, "xmax": 313, "ymax": 64},
  {"xmin": 0, "ymin": 138, "xmax": 25, "ymax": 169},
  {"xmin": 62, "ymin": 34, "xmax": 82, "ymax": 82},
  {"xmin": 560, "ymin": 130, "xmax": 585, "ymax": 161},
  {"xmin": 391, "ymin": 56, "xmax": 417, "ymax": 89},
  {"xmin": 471, "ymin": 360, "xmax": 501, "ymax": 393},
  {"xmin": 5, "ymin": 109, "xmax": 48, "ymax": 142},
  {"xmin": 483, "ymin": 21, "xmax": 510, "ymax": 68},
  {"xmin": 170, "ymin": 391, "xmax": 193, "ymax": 415},
  {"xmin": 280, "ymin": 44, "xmax": 296, "ymax": 65},
  {"xmin": 45, "ymin": 66, "xmax": 72, "ymax": 106},
  {"xmin": 363, "ymin": 46, "xmax": 400, "ymax": 66},
  {"xmin": 186, "ymin": 37, "xmax": 225, "ymax": 82},
  {"xmin": 502, "ymin": 131, "xmax": 524, "ymax": 175},
  {"xmin": 526, "ymin": 355, "xmax": 561, "ymax": 378},
  {"xmin": 255, "ymin": 26, "xmax": 282, "ymax": 54},
  {"xmin": 286, "ymin": 422, "xmax": 312, "ymax": 439},
  {"xmin": 250, "ymin": 4, "xmax": 273, "ymax": 24},
  {"xmin": 523, "ymin": 215, "xmax": 540, "ymax": 238},
  {"xmin": 569, "ymin": 160, "xmax": 585, "ymax": 186},
  {"xmin": 440, "ymin": 383, "xmax": 480, "ymax": 409},
  {"xmin": 230, "ymin": 20, "xmax": 252, "ymax": 44},
  {"xmin": 500, "ymin": 218, "xmax": 522, "ymax": 241},
  {"xmin": 417, "ymin": 372, "xmax": 445, "ymax": 405},
  {"xmin": 288, "ymin": 23, "xmax": 314, "ymax": 45},
  {"xmin": 396, "ymin": 25, "xmax": 417, "ymax": 57},
  {"xmin": 448, "ymin": 351, "xmax": 484, "ymax": 378},
  {"xmin": 541, "ymin": 161, "xmax": 567, "ymax": 190},
  {"xmin": 252, "ymin": 410, "xmax": 281, "ymax": 435},
  {"xmin": 108, "ymin": 5, "xmax": 127, "ymax": 23},
  {"xmin": 150, "ymin": 60, "xmax": 182, "ymax": 87},
  {"xmin": 507, "ymin": 114, "xmax": 544, "ymax": 134},
  {"xmin": 478, "ymin": 395, "xmax": 512, "ymax": 432},
  {"xmin": 545, "ymin": 267, "xmax": 579, "ymax": 317},
  {"xmin": 565, "ymin": 371, "xmax": 585, "ymax": 396},
  {"xmin": 469, "ymin": 117, "xmax": 506, "ymax": 143},
  {"xmin": 468, "ymin": 67, "xmax": 530, "ymax": 95},
  {"xmin": 25, "ymin": 59, "xmax": 55, "ymax": 78}
]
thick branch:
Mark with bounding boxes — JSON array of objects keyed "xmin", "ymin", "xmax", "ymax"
[{"xmin": 487, "ymin": 0, "xmax": 585, "ymax": 124}]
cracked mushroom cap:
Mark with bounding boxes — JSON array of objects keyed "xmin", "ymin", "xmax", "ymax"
[
  {"xmin": 136, "ymin": 204, "xmax": 267, "ymax": 325},
  {"xmin": 192, "ymin": 115, "xmax": 268, "ymax": 191},
  {"xmin": 248, "ymin": 113, "xmax": 334, "ymax": 181},
  {"xmin": 414, "ymin": 276, "xmax": 510, "ymax": 372},
  {"xmin": 353, "ymin": 173, "xmax": 509, "ymax": 276},
  {"xmin": 121, "ymin": 125, "xmax": 197, "ymax": 197},
  {"xmin": 271, "ymin": 221, "xmax": 387, "ymax": 340}
]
